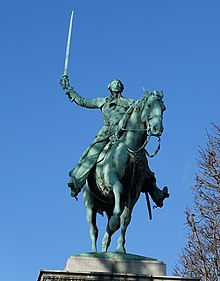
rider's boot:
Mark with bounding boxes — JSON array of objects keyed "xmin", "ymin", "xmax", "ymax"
[
  {"xmin": 68, "ymin": 176, "xmax": 83, "ymax": 198},
  {"xmin": 150, "ymin": 186, "xmax": 169, "ymax": 208}
]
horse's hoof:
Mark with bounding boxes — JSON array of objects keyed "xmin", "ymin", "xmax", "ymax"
[{"xmin": 115, "ymin": 247, "xmax": 126, "ymax": 253}]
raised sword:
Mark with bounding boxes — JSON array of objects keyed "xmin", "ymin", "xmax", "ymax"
[{"xmin": 63, "ymin": 10, "xmax": 74, "ymax": 76}]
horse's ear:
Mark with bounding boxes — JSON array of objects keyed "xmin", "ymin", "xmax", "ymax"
[
  {"xmin": 140, "ymin": 88, "xmax": 149, "ymax": 123},
  {"xmin": 143, "ymin": 87, "xmax": 149, "ymax": 98},
  {"xmin": 159, "ymin": 90, "xmax": 164, "ymax": 99}
]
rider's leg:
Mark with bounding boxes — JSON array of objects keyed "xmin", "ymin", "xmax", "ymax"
[
  {"xmin": 143, "ymin": 158, "xmax": 169, "ymax": 207},
  {"xmin": 145, "ymin": 175, "xmax": 169, "ymax": 207},
  {"xmin": 68, "ymin": 139, "xmax": 108, "ymax": 197}
]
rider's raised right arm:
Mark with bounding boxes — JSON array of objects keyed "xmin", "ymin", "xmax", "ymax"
[
  {"xmin": 60, "ymin": 76, "xmax": 105, "ymax": 109},
  {"xmin": 66, "ymin": 87, "xmax": 105, "ymax": 109}
]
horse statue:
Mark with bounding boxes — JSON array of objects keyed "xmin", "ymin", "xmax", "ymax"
[{"xmin": 81, "ymin": 90, "xmax": 166, "ymax": 253}]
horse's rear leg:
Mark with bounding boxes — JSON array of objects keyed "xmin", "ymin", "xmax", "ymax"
[
  {"xmin": 116, "ymin": 206, "xmax": 131, "ymax": 253},
  {"xmin": 82, "ymin": 185, "xmax": 98, "ymax": 252}
]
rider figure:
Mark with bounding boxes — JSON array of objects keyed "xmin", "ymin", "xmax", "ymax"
[{"xmin": 60, "ymin": 75, "xmax": 169, "ymax": 207}]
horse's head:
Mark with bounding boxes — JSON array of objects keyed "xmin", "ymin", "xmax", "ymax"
[{"xmin": 141, "ymin": 90, "xmax": 166, "ymax": 136}]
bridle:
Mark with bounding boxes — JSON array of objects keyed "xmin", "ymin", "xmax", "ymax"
[{"xmin": 117, "ymin": 94, "xmax": 163, "ymax": 157}]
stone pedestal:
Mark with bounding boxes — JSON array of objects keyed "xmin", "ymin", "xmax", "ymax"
[{"xmin": 37, "ymin": 253, "xmax": 200, "ymax": 281}]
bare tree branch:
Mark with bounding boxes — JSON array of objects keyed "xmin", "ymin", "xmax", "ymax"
[{"xmin": 174, "ymin": 123, "xmax": 220, "ymax": 281}]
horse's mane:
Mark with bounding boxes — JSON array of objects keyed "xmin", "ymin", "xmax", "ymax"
[{"xmin": 120, "ymin": 91, "xmax": 164, "ymax": 131}]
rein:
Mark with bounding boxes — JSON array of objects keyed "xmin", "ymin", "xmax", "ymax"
[
  {"xmin": 122, "ymin": 132, "xmax": 161, "ymax": 157},
  {"xmin": 145, "ymin": 135, "xmax": 161, "ymax": 158}
]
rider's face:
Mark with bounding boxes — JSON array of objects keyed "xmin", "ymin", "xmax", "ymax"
[{"xmin": 109, "ymin": 80, "xmax": 123, "ymax": 95}]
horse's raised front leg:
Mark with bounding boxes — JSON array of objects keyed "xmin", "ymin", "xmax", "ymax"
[
  {"xmin": 82, "ymin": 185, "xmax": 98, "ymax": 252},
  {"xmin": 116, "ymin": 206, "xmax": 131, "ymax": 253}
]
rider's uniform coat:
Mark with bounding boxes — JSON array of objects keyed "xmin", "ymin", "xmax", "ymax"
[{"xmin": 69, "ymin": 88, "xmax": 134, "ymax": 187}]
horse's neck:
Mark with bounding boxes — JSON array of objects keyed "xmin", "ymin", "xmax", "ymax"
[{"xmin": 122, "ymin": 110, "xmax": 147, "ymax": 151}]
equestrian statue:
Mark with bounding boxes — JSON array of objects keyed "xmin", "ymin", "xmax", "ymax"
[{"xmin": 59, "ymin": 10, "xmax": 169, "ymax": 253}]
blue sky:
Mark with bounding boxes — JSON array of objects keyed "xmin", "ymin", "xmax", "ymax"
[{"xmin": 0, "ymin": 1, "xmax": 220, "ymax": 280}]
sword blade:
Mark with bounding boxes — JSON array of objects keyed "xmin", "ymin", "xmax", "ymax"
[{"xmin": 63, "ymin": 10, "xmax": 74, "ymax": 76}]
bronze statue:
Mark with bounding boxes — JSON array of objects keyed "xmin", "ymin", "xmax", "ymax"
[
  {"xmin": 60, "ymin": 76, "xmax": 169, "ymax": 252},
  {"xmin": 59, "ymin": 11, "xmax": 169, "ymax": 253}
]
